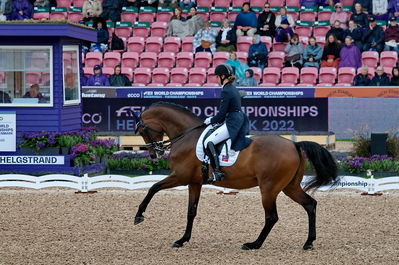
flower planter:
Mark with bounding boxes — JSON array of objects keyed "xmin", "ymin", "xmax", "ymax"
[
  {"xmin": 372, "ymin": 171, "xmax": 399, "ymax": 178},
  {"xmin": 19, "ymin": 147, "xmax": 36, "ymax": 155},
  {"xmin": 109, "ymin": 169, "xmax": 148, "ymax": 176},
  {"xmin": 36, "ymin": 147, "xmax": 60, "ymax": 155},
  {"xmin": 60, "ymin": 147, "xmax": 70, "ymax": 155}
]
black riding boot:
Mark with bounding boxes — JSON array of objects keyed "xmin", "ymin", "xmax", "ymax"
[{"xmin": 206, "ymin": 142, "xmax": 225, "ymax": 182}]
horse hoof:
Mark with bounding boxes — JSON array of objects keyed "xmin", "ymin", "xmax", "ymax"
[
  {"xmin": 171, "ymin": 242, "xmax": 183, "ymax": 248},
  {"xmin": 134, "ymin": 216, "xmax": 144, "ymax": 225},
  {"xmin": 303, "ymin": 244, "xmax": 313, "ymax": 250}
]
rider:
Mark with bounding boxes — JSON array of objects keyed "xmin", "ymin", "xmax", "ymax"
[{"xmin": 204, "ymin": 64, "xmax": 252, "ymax": 182}]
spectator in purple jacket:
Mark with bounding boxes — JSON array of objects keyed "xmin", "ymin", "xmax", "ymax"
[
  {"xmin": 300, "ymin": 0, "xmax": 321, "ymax": 6},
  {"xmin": 8, "ymin": 0, "xmax": 32, "ymax": 20},
  {"xmin": 86, "ymin": 65, "xmax": 110, "ymax": 86},
  {"xmin": 388, "ymin": 0, "xmax": 399, "ymax": 19},
  {"xmin": 338, "ymin": 36, "xmax": 362, "ymax": 69}
]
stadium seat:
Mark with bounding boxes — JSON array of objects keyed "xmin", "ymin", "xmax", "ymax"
[
  {"xmin": 121, "ymin": 67, "xmax": 134, "ymax": 80},
  {"xmin": 158, "ymin": 52, "xmax": 176, "ymax": 69},
  {"xmin": 357, "ymin": 67, "xmax": 375, "ymax": 79},
  {"xmin": 150, "ymin": 22, "xmax": 168, "ymax": 37},
  {"xmin": 297, "ymin": 83, "xmax": 314, "ymax": 87},
  {"xmin": 337, "ymin": 67, "xmax": 356, "ymax": 84},
  {"xmin": 278, "ymin": 83, "xmax": 296, "ymax": 87},
  {"xmin": 335, "ymin": 82, "xmax": 352, "ymax": 86},
  {"xmin": 164, "ymin": 37, "xmax": 182, "ymax": 53},
  {"xmin": 197, "ymin": 0, "xmax": 214, "ymax": 6},
  {"xmin": 85, "ymin": 52, "xmax": 103, "ymax": 68},
  {"xmin": 260, "ymin": 36, "xmax": 272, "ymax": 51},
  {"xmin": 189, "ymin": 68, "xmax": 207, "ymax": 84},
  {"xmin": 379, "ymin": 51, "xmax": 398, "ymax": 68},
  {"xmin": 214, "ymin": 0, "xmax": 230, "ymax": 7},
  {"xmin": 166, "ymin": 83, "xmax": 184, "ymax": 87},
  {"xmin": 194, "ymin": 52, "xmax": 212, "ymax": 68},
  {"xmin": 196, "ymin": 7, "xmax": 210, "ymax": 21},
  {"xmin": 362, "ymin": 51, "xmax": 379, "ymax": 68},
  {"xmin": 139, "ymin": 52, "xmax": 158, "ymax": 69},
  {"xmin": 131, "ymin": 83, "xmax": 146, "ymax": 86},
  {"xmin": 138, "ymin": 6, "xmax": 156, "ymax": 23},
  {"xmin": 384, "ymin": 67, "xmax": 393, "ymax": 78},
  {"xmin": 300, "ymin": 11, "xmax": 317, "ymax": 21},
  {"xmin": 237, "ymin": 36, "xmax": 253, "ymax": 52},
  {"xmin": 295, "ymin": 26, "xmax": 313, "ymax": 38},
  {"xmin": 148, "ymin": 83, "xmax": 165, "ymax": 87},
  {"xmin": 134, "ymin": 68, "xmax": 152, "ymax": 84},
  {"xmin": 232, "ymin": 0, "xmax": 246, "ymax": 6},
  {"xmin": 115, "ymin": 22, "xmax": 133, "ymax": 39},
  {"xmin": 33, "ymin": 8, "xmax": 50, "ymax": 20},
  {"xmin": 102, "ymin": 67, "xmax": 114, "ymax": 77},
  {"xmin": 145, "ymin": 37, "xmax": 163, "ymax": 53},
  {"xmin": 26, "ymin": 72, "xmax": 41, "ymax": 85},
  {"xmin": 227, "ymin": 11, "xmax": 239, "ymax": 21},
  {"xmin": 132, "ymin": 21, "xmax": 151, "ymax": 37},
  {"xmin": 170, "ymin": 68, "xmax": 189, "ymax": 84},
  {"xmin": 341, "ymin": 0, "xmax": 354, "ymax": 5},
  {"xmin": 236, "ymin": 52, "xmax": 248, "ymax": 64},
  {"xmin": 250, "ymin": 67, "xmax": 262, "ymax": 83},
  {"xmin": 152, "ymin": 68, "xmax": 170, "ymax": 85},
  {"xmin": 319, "ymin": 67, "xmax": 337, "ymax": 84},
  {"xmin": 268, "ymin": 0, "xmax": 283, "ymax": 6},
  {"xmin": 272, "ymin": 42, "xmax": 287, "ymax": 52},
  {"xmin": 156, "ymin": 7, "xmax": 173, "ymax": 22},
  {"xmin": 207, "ymin": 68, "xmax": 217, "ymax": 83},
  {"xmin": 127, "ymin": 37, "xmax": 145, "ymax": 52},
  {"xmin": 285, "ymin": 0, "xmax": 300, "ymax": 7},
  {"xmin": 176, "ymin": 52, "xmax": 194, "ymax": 68},
  {"xmin": 316, "ymin": 83, "xmax": 333, "ymax": 86},
  {"xmin": 213, "ymin": 52, "xmax": 229, "ymax": 66},
  {"xmin": 259, "ymin": 83, "xmax": 278, "ymax": 87},
  {"xmin": 315, "ymin": 36, "xmax": 326, "ymax": 48},
  {"xmin": 121, "ymin": 52, "xmax": 139, "ymax": 69},
  {"xmin": 203, "ymin": 83, "xmax": 219, "ymax": 87},
  {"xmin": 67, "ymin": 10, "xmax": 83, "ymax": 23},
  {"xmin": 281, "ymin": 67, "xmax": 299, "ymax": 84},
  {"xmin": 262, "ymin": 67, "xmax": 281, "ymax": 85},
  {"xmin": 72, "ymin": 0, "xmax": 85, "ymax": 7},
  {"xmin": 121, "ymin": 7, "xmax": 138, "ymax": 22},
  {"xmin": 313, "ymin": 26, "xmax": 330, "ymax": 38},
  {"xmin": 83, "ymin": 67, "xmax": 93, "ymax": 77},
  {"xmin": 184, "ymin": 83, "xmax": 202, "ymax": 87},
  {"xmin": 40, "ymin": 72, "xmax": 50, "ymax": 85},
  {"xmin": 210, "ymin": 7, "xmax": 227, "ymax": 21},
  {"xmin": 268, "ymin": 52, "xmax": 285, "ymax": 68},
  {"xmin": 50, "ymin": 7, "xmax": 67, "ymax": 20},
  {"xmin": 181, "ymin": 36, "xmax": 194, "ymax": 52},
  {"xmin": 56, "ymin": 0, "xmax": 71, "ymax": 8},
  {"xmin": 300, "ymin": 67, "xmax": 318, "ymax": 85},
  {"xmin": 103, "ymin": 52, "xmax": 121, "ymax": 68},
  {"xmin": 317, "ymin": 11, "xmax": 332, "ymax": 21}
]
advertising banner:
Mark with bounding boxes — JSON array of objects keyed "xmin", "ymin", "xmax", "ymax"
[
  {"xmin": 0, "ymin": 111, "xmax": 16, "ymax": 152},
  {"xmin": 315, "ymin": 87, "xmax": 399, "ymax": 97}
]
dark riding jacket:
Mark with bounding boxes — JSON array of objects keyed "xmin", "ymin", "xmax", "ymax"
[{"xmin": 210, "ymin": 82, "xmax": 252, "ymax": 151}]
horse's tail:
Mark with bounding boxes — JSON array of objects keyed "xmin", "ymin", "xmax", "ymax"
[{"xmin": 295, "ymin": 141, "xmax": 338, "ymax": 191}]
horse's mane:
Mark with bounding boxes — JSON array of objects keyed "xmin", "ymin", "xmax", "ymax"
[{"xmin": 149, "ymin": 102, "xmax": 203, "ymax": 122}]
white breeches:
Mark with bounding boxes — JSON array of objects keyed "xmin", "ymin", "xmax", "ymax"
[{"xmin": 204, "ymin": 123, "xmax": 230, "ymax": 147}]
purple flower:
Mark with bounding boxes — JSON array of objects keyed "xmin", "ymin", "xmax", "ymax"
[
  {"xmin": 36, "ymin": 141, "xmax": 45, "ymax": 149},
  {"xmin": 48, "ymin": 135, "xmax": 56, "ymax": 145}
]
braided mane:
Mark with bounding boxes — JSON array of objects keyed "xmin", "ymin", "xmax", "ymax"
[{"xmin": 149, "ymin": 102, "xmax": 203, "ymax": 122}]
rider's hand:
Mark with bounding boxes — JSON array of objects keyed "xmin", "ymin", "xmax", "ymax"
[{"xmin": 204, "ymin": 117, "xmax": 212, "ymax": 125}]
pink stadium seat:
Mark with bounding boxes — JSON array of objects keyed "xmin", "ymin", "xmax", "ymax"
[
  {"xmin": 156, "ymin": 10, "xmax": 173, "ymax": 22},
  {"xmin": 335, "ymin": 82, "xmax": 352, "ymax": 87},
  {"xmin": 227, "ymin": 11, "xmax": 239, "ymax": 22},
  {"xmin": 237, "ymin": 36, "xmax": 253, "ymax": 52},
  {"xmin": 281, "ymin": 67, "xmax": 300, "ymax": 84},
  {"xmin": 121, "ymin": 52, "xmax": 139, "ymax": 69},
  {"xmin": 338, "ymin": 67, "xmax": 356, "ymax": 84},
  {"xmin": 268, "ymin": 0, "xmax": 284, "ymax": 6},
  {"xmin": 26, "ymin": 72, "xmax": 41, "ymax": 85},
  {"xmin": 102, "ymin": 67, "xmax": 114, "ymax": 77},
  {"xmin": 300, "ymin": 67, "xmax": 318, "ymax": 85},
  {"xmin": 67, "ymin": 11, "xmax": 83, "ymax": 23},
  {"xmin": 121, "ymin": 67, "xmax": 134, "ymax": 80},
  {"xmin": 72, "ymin": 0, "xmax": 85, "ymax": 7},
  {"xmin": 196, "ymin": 9, "xmax": 209, "ymax": 21},
  {"xmin": 232, "ymin": 0, "xmax": 246, "ymax": 6},
  {"xmin": 145, "ymin": 37, "xmax": 163, "ymax": 53},
  {"xmin": 379, "ymin": 51, "xmax": 398, "ymax": 68},
  {"xmin": 203, "ymin": 83, "xmax": 219, "ymax": 87},
  {"xmin": 236, "ymin": 52, "xmax": 248, "ymax": 64},
  {"xmin": 33, "ymin": 11, "xmax": 50, "ymax": 20},
  {"xmin": 166, "ymin": 83, "xmax": 184, "ymax": 87},
  {"xmin": 134, "ymin": 68, "xmax": 152, "ymax": 84},
  {"xmin": 213, "ymin": 52, "xmax": 229, "ymax": 66},
  {"xmin": 56, "ymin": 0, "xmax": 71, "ymax": 8},
  {"xmin": 103, "ymin": 52, "xmax": 121, "ymax": 68},
  {"xmin": 250, "ymin": 67, "xmax": 262, "ymax": 83},
  {"xmin": 132, "ymin": 23, "xmax": 150, "ymax": 37},
  {"xmin": 272, "ymin": 42, "xmax": 287, "ymax": 52},
  {"xmin": 316, "ymin": 83, "xmax": 333, "ymax": 86},
  {"xmin": 319, "ymin": 67, "xmax": 337, "ymax": 84},
  {"xmin": 384, "ymin": 67, "xmax": 393, "ymax": 78},
  {"xmin": 362, "ymin": 51, "xmax": 379, "ymax": 68},
  {"xmin": 0, "ymin": 72, "xmax": 5, "ymax": 84},
  {"xmin": 176, "ymin": 52, "xmax": 194, "ymax": 68},
  {"xmin": 214, "ymin": 0, "xmax": 230, "ymax": 7},
  {"xmin": 300, "ymin": 12, "xmax": 317, "ymax": 21},
  {"xmin": 83, "ymin": 67, "xmax": 93, "ymax": 77},
  {"xmin": 268, "ymin": 52, "xmax": 285, "ymax": 68},
  {"xmin": 138, "ymin": 8, "xmax": 156, "ymax": 23},
  {"xmin": 158, "ymin": 52, "xmax": 176, "ymax": 69},
  {"xmin": 170, "ymin": 68, "xmax": 189, "ymax": 84},
  {"xmin": 184, "ymin": 83, "xmax": 201, "ymax": 87},
  {"xmin": 127, "ymin": 37, "xmax": 145, "ymax": 52},
  {"xmin": 288, "ymin": 11, "xmax": 299, "ymax": 22},
  {"xmin": 278, "ymin": 83, "xmax": 296, "ymax": 87},
  {"xmin": 207, "ymin": 68, "xmax": 217, "ymax": 83},
  {"xmin": 50, "ymin": 10, "xmax": 67, "ymax": 21},
  {"xmin": 315, "ymin": 36, "xmax": 326, "ymax": 48},
  {"xmin": 298, "ymin": 83, "xmax": 314, "ymax": 87},
  {"xmin": 115, "ymin": 26, "xmax": 133, "ymax": 40},
  {"xmin": 260, "ymin": 36, "xmax": 272, "ymax": 51},
  {"xmin": 317, "ymin": 11, "xmax": 332, "ymax": 21},
  {"xmin": 151, "ymin": 22, "xmax": 168, "ymax": 37},
  {"xmin": 152, "ymin": 68, "xmax": 170, "ymax": 85},
  {"xmin": 194, "ymin": 52, "xmax": 212, "ymax": 68},
  {"xmin": 263, "ymin": 67, "xmax": 281, "ymax": 85},
  {"xmin": 341, "ymin": 0, "xmax": 354, "ymax": 5},
  {"xmin": 252, "ymin": 0, "xmax": 266, "ymax": 5},
  {"xmin": 295, "ymin": 26, "xmax": 313, "ymax": 38},
  {"xmin": 313, "ymin": 26, "xmax": 330, "ymax": 38},
  {"xmin": 164, "ymin": 37, "xmax": 182, "ymax": 53},
  {"xmin": 131, "ymin": 83, "xmax": 146, "ymax": 86},
  {"xmin": 197, "ymin": 0, "xmax": 214, "ymax": 6},
  {"xmin": 139, "ymin": 52, "xmax": 158, "ymax": 69},
  {"xmin": 148, "ymin": 83, "xmax": 165, "ymax": 87},
  {"xmin": 210, "ymin": 8, "xmax": 227, "ymax": 21},
  {"xmin": 259, "ymin": 83, "xmax": 278, "ymax": 87},
  {"xmin": 285, "ymin": 0, "xmax": 300, "ymax": 7},
  {"xmin": 121, "ymin": 11, "xmax": 138, "ymax": 22},
  {"xmin": 357, "ymin": 67, "xmax": 375, "ymax": 79},
  {"xmin": 182, "ymin": 36, "xmax": 194, "ymax": 52},
  {"xmin": 85, "ymin": 52, "xmax": 103, "ymax": 68},
  {"xmin": 189, "ymin": 68, "xmax": 207, "ymax": 84}
]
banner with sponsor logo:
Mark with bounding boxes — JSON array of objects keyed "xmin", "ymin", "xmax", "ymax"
[
  {"xmin": 82, "ymin": 98, "xmax": 328, "ymax": 132},
  {"xmin": 315, "ymin": 87, "xmax": 399, "ymax": 97},
  {"xmin": 0, "ymin": 111, "xmax": 16, "ymax": 152},
  {"xmin": 0, "ymin": 156, "xmax": 65, "ymax": 165}
]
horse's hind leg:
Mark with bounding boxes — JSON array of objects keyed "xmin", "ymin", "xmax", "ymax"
[{"xmin": 283, "ymin": 184, "xmax": 317, "ymax": 250}]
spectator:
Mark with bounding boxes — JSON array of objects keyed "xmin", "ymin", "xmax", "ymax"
[
  {"xmin": 257, "ymin": 3, "xmax": 276, "ymax": 37},
  {"xmin": 216, "ymin": 19, "xmax": 237, "ymax": 52},
  {"xmin": 135, "ymin": 0, "xmax": 158, "ymax": 9},
  {"xmin": 330, "ymin": 3, "xmax": 348, "ymax": 29},
  {"xmin": 342, "ymin": 20, "xmax": 363, "ymax": 51},
  {"xmin": 185, "ymin": 6, "xmax": 196, "ymax": 20},
  {"xmin": 362, "ymin": 17, "xmax": 384, "ymax": 52},
  {"xmin": 338, "ymin": 36, "xmax": 362, "ymax": 69},
  {"xmin": 275, "ymin": 7, "xmax": 295, "ymax": 42},
  {"xmin": 350, "ymin": 3, "xmax": 369, "ymax": 28},
  {"xmin": 247, "ymin": 35, "xmax": 268, "ymax": 69},
  {"xmin": 90, "ymin": 19, "xmax": 109, "ymax": 53},
  {"xmin": 234, "ymin": 2, "xmax": 257, "ymax": 37},
  {"xmin": 284, "ymin": 34, "xmax": 304, "ymax": 68},
  {"xmin": 166, "ymin": 6, "xmax": 203, "ymax": 37},
  {"xmin": 352, "ymin": 0, "xmax": 371, "ymax": 14},
  {"xmin": 192, "ymin": 21, "xmax": 218, "ymax": 54},
  {"xmin": 384, "ymin": 16, "xmax": 399, "ymax": 53},
  {"xmin": 371, "ymin": 66, "xmax": 390, "ymax": 85},
  {"xmin": 353, "ymin": 65, "xmax": 371, "ymax": 85},
  {"xmin": 301, "ymin": 0, "xmax": 321, "ymax": 6},
  {"xmin": 33, "ymin": 0, "xmax": 49, "ymax": 7},
  {"xmin": 86, "ymin": 65, "xmax": 110, "ymax": 86},
  {"xmin": 8, "ymin": 0, "xmax": 33, "ymax": 20},
  {"xmin": 109, "ymin": 65, "xmax": 131, "ymax": 86},
  {"xmin": 371, "ymin": 0, "xmax": 388, "ymax": 21},
  {"xmin": 327, "ymin": 20, "xmax": 345, "ymax": 43},
  {"xmin": 321, "ymin": 33, "xmax": 341, "ymax": 68},
  {"xmin": 303, "ymin": 36, "xmax": 323, "ymax": 68},
  {"xmin": 0, "ymin": 90, "xmax": 11, "ymax": 103},
  {"xmin": 158, "ymin": 0, "xmax": 178, "ymax": 8},
  {"xmin": 82, "ymin": 0, "xmax": 102, "ymax": 22},
  {"xmin": 23, "ymin": 84, "xmax": 44, "ymax": 100},
  {"xmin": 238, "ymin": 69, "xmax": 258, "ymax": 87},
  {"xmin": 390, "ymin": 67, "xmax": 399, "ymax": 85},
  {"xmin": 0, "ymin": 0, "xmax": 12, "ymax": 21},
  {"xmin": 100, "ymin": 0, "xmax": 124, "ymax": 22},
  {"xmin": 225, "ymin": 51, "xmax": 249, "ymax": 81},
  {"xmin": 388, "ymin": 0, "xmax": 399, "ymax": 19},
  {"xmin": 179, "ymin": 0, "xmax": 195, "ymax": 8},
  {"xmin": 170, "ymin": 6, "xmax": 185, "ymax": 21}
]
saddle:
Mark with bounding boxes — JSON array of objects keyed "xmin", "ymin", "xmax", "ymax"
[{"xmin": 202, "ymin": 125, "xmax": 229, "ymax": 161}]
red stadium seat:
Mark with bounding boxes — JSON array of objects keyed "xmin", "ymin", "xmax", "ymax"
[
  {"xmin": 127, "ymin": 37, "xmax": 145, "ymax": 52},
  {"xmin": 207, "ymin": 68, "xmax": 217, "ymax": 83},
  {"xmin": 272, "ymin": 42, "xmax": 287, "ymax": 52},
  {"xmin": 335, "ymin": 82, "xmax": 352, "ymax": 87},
  {"xmin": 316, "ymin": 83, "xmax": 333, "ymax": 86},
  {"xmin": 189, "ymin": 68, "xmax": 207, "ymax": 84},
  {"xmin": 295, "ymin": 26, "xmax": 313, "ymax": 38},
  {"xmin": 214, "ymin": 0, "xmax": 230, "ymax": 7},
  {"xmin": 132, "ymin": 22, "xmax": 150, "ymax": 37},
  {"xmin": 197, "ymin": 0, "xmax": 214, "ymax": 6},
  {"xmin": 317, "ymin": 11, "xmax": 332, "ymax": 21},
  {"xmin": 268, "ymin": 0, "xmax": 283, "ymax": 6},
  {"xmin": 184, "ymin": 83, "xmax": 201, "ymax": 87},
  {"xmin": 164, "ymin": 37, "xmax": 182, "ymax": 53},
  {"xmin": 182, "ymin": 36, "xmax": 194, "ymax": 52},
  {"xmin": 232, "ymin": 0, "xmax": 246, "ymax": 6},
  {"xmin": 138, "ymin": 6, "xmax": 156, "ymax": 23},
  {"xmin": 379, "ymin": 51, "xmax": 398, "ymax": 68},
  {"xmin": 194, "ymin": 52, "xmax": 212, "ymax": 68},
  {"xmin": 83, "ymin": 67, "xmax": 93, "ymax": 77},
  {"xmin": 337, "ymin": 67, "xmax": 356, "ymax": 84},
  {"xmin": 210, "ymin": 7, "xmax": 227, "ymax": 21},
  {"xmin": 166, "ymin": 83, "xmax": 184, "ymax": 87},
  {"xmin": 102, "ymin": 67, "xmax": 114, "ymax": 77},
  {"xmin": 341, "ymin": 0, "xmax": 354, "ymax": 5},
  {"xmin": 56, "ymin": 0, "xmax": 71, "ymax": 8},
  {"xmin": 85, "ymin": 52, "xmax": 103, "ymax": 68},
  {"xmin": 236, "ymin": 52, "xmax": 248, "ymax": 64},
  {"xmin": 357, "ymin": 67, "xmax": 375, "ymax": 79},
  {"xmin": 121, "ymin": 52, "xmax": 139, "ymax": 69},
  {"xmin": 152, "ymin": 68, "xmax": 170, "ymax": 85},
  {"xmin": 103, "ymin": 52, "xmax": 121, "ymax": 68},
  {"xmin": 121, "ymin": 67, "xmax": 134, "ymax": 80},
  {"xmin": 50, "ymin": 7, "xmax": 67, "ymax": 20},
  {"xmin": 196, "ymin": 7, "xmax": 210, "ymax": 21},
  {"xmin": 121, "ymin": 8, "xmax": 138, "ymax": 22},
  {"xmin": 170, "ymin": 68, "xmax": 189, "ymax": 84},
  {"xmin": 300, "ymin": 11, "xmax": 317, "ymax": 21},
  {"xmin": 227, "ymin": 11, "xmax": 239, "ymax": 21},
  {"xmin": 176, "ymin": 52, "xmax": 194, "ymax": 68},
  {"xmin": 237, "ymin": 36, "xmax": 253, "ymax": 52},
  {"xmin": 319, "ymin": 67, "xmax": 337, "ymax": 84},
  {"xmin": 134, "ymin": 68, "xmax": 152, "ymax": 84},
  {"xmin": 260, "ymin": 36, "xmax": 272, "ymax": 51},
  {"xmin": 139, "ymin": 52, "xmax": 158, "ymax": 69},
  {"xmin": 285, "ymin": 0, "xmax": 300, "ymax": 7},
  {"xmin": 158, "ymin": 52, "xmax": 176, "ymax": 69},
  {"xmin": 362, "ymin": 51, "xmax": 379, "ymax": 68},
  {"xmin": 263, "ymin": 67, "xmax": 281, "ymax": 85},
  {"xmin": 67, "ymin": 11, "xmax": 83, "ymax": 23},
  {"xmin": 313, "ymin": 26, "xmax": 330, "ymax": 38},
  {"xmin": 300, "ymin": 67, "xmax": 318, "ymax": 85},
  {"xmin": 252, "ymin": 0, "xmax": 266, "ymax": 5},
  {"xmin": 281, "ymin": 67, "xmax": 299, "ymax": 84},
  {"xmin": 72, "ymin": 0, "xmax": 85, "ymax": 7},
  {"xmin": 315, "ymin": 36, "xmax": 326, "ymax": 48},
  {"xmin": 213, "ymin": 52, "xmax": 229, "ymax": 66},
  {"xmin": 115, "ymin": 22, "xmax": 133, "ymax": 39},
  {"xmin": 156, "ymin": 8, "xmax": 173, "ymax": 22},
  {"xmin": 250, "ymin": 67, "xmax": 262, "ymax": 83},
  {"xmin": 278, "ymin": 83, "xmax": 296, "ymax": 87},
  {"xmin": 145, "ymin": 37, "xmax": 163, "ymax": 53},
  {"xmin": 297, "ymin": 83, "xmax": 314, "ymax": 87},
  {"xmin": 268, "ymin": 52, "xmax": 285, "ymax": 68},
  {"xmin": 40, "ymin": 72, "xmax": 50, "ymax": 85},
  {"xmin": 150, "ymin": 22, "xmax": 168, "ymax": 37}
]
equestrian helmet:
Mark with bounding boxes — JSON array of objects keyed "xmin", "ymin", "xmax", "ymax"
[{"xmin": 215, "ymin": 64, "xmax": 234, "ymax": 77}]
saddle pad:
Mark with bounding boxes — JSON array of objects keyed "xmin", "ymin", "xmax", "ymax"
[{"xmin": 195, "ymin": 125, "xmax": 240, "ymax": 167}]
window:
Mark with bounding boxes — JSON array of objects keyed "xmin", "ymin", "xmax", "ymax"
[
  {"xmin": 63, "ymin": 46, "xmax": 81, "ymax": 105},
  {"xmin": 0, "ymin": 46, "xmax": 53, "ymax": 106}
]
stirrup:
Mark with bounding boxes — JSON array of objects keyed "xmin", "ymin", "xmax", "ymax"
[{"xmin": 212, "ymin": 169, "xmax": 225, "ymax": 182}]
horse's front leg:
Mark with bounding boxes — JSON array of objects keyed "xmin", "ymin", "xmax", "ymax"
[
  {"xmin": 171, "ymin": 183, "xmax": 202, "ymax": 248},
  {"xmin": 134, "ymin": 173, "xmax": 181, "ymax": 225}
]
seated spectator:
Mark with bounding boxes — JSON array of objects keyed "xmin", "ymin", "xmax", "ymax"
[
  {"xmin": 186, "ymin": 6, "xmax": 196, "ymax": 20},
  {"xmin": 8, "ymin": 0, "xmax": 33, "ymax": 20},
  {"xmin": 371, "ymin": 66, "xmax": 390, "ymax": 85},
  {"xmin": 83, "ymin": 0, "xmax": 102, "ymax": 22},
  {"xmin": 327, "ymin": 20, "xmax": 345, "ymax": 43},
  {"xmin": 362, "ymin": 17, "xmax": 384, "ymax": 52},
  {"xmin": 192, "ymin": 21, "xmax": 218, "ymax": 54},
  {"xmin": 166, "ymin": 7, "xmax": 203, "ymax": 37},
  {"xmin": 109, "ymin": 65, "xmax": 131, "ymax": 86},
  {"xmin": 303, "ymin": 37, "xmax": 323, "ymax": 68},
  {"xmin": 321, "ymin": 33, "xmax": 341, "ymax": 68},
  {"xmin": 330, "ymin": 3, "xmax": 348, "ymax": 29},
  {"xmin": 350, "ymin": 3, "xmax": 369, "ymax": 28},
  {"xmin": 338, "ymin": 36, "xmax": 362, "ymax": 69},
  {"xmin": 100, "ymin": 0, "xmax": 124, "ymax": 22},
  {"xmin": 86, "ymin": 65, "xmax": 110, "ymax": 86},
  {"xmin": 275, "ymin": 7, "xmax": 295, "ymax": 43},
  {"xmin": 238, "ymin": 69, "xmax": 258, "ymax": 87},
  {"xmin": 216, "ymin": 19, "xmax": 237, "ymax": 52},
  {"xmin": 33, "ymin": 0, "xmax": 49, "ymax": 8},
  {"xmin": 225, "ymin": 51, "xmax": 249, "ymax": 81},
  {"xmin": 179, "ymin": 0, "xmax": 195, "ymax": 8},
  {"xmin": 170, "ymin": 6, "xmax": 186, "ymax": 21},
  {"xmin": 353, "ymin": 65, "xmax": 371, "ymax": 85},
  {"xmin": 284, "ymin": 34, "xmax": 304, "ymax": 68},
  {"xmin": 135, "ymin": 0, "xmax": 159, "ymax": 8},
  {"xmin": 23, "ymin": 84, "xmax": 44, "ymax": 100},
  {"xmin": 234, "ymin": 2, "xmax": 258, "ymax": 37},
  {"xmin": 343, "ymin": 20, "xmax": 363, "ymax": 50},
  {"xmin": 371, "ymin": 0, "xmax": 389, "ymax": 21},
  {"xmin": 247, "ymin": 35, "xmax": 268, "ymax": 69},
  {"xmin": 257, "ymin": 3, "xmax": 276, "ymax": 37},
  {"xmin": 388, "ymin": 0, "xmax": 399, "ymax": 19},
  {"xmin": 158, "ymin": 0, "xmax": 178, "ymax": 8},
  {"xmin": 384, "ymin": 16, "xmax": 399, "ymax": 53},
  {"xmin": 390, "ymin": 67, "xmax": 399, "ymax": 85},
  {"xmin": 0, "ymin": 0, "xmax": 12, "ymax": 21},
  {"xmin": 90, "ymin": 19, "xmax": 109, "ymax": 53},
  {"xmin": 0, "ymin": 90, "xmax": 11, "ymax": 103},
  {"xmin": 352, "ymin": 0, "xmax": 372, "ymax": 14}
]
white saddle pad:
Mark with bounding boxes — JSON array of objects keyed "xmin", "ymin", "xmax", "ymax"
[{"xmin": 195, "ymin": 125, "xmax": 240, "ymax": 167}]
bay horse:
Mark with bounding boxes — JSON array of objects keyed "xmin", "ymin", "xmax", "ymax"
[{"xmin": 133, "ymin": 102, "xmax": 338, "ymax": 250}]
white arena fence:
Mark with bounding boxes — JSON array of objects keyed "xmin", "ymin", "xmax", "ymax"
[{"xmin": 0, "ymin": 174, "xmax": 399, "ymax": 194}]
